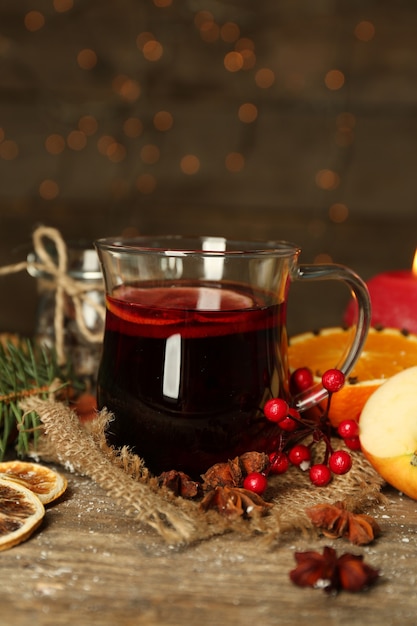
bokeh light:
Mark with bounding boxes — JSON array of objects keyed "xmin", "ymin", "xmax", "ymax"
[
  {"xmin": 24, "ymin": 11, "xmax": 45, "ymax": 32},
  {"xmin": 180, "ymin": 155, "xmax": 200, "ymax": 175},
  {"xmin": 78, "ymin": 116, "xmax": 98, "ymax": 136},
  {"xmin": 0, "ymin": 140, "xmax": 19, "ymax": 160},
  {"xmin": 255, "ymin": 68, "xmax": 275, "ymax": 88},
  {"xmin": 97, "ymin": 135, "xmax": 117, "ymax": 156},
  {"xmin": 200, "ymin": 20, "xmax": 220, "ymax": 43},
  {"xmin": 140, "ymin": 144, "xmax": 160, "ymax": 164},
  {"xmin": 123, "ymin": 117, "xmax": 143, "ymax": 138},
  {"xmin": 238, "ymin": 103, "xmax": 258, "ymax": 123},
  {"xmin": 77, "ymin": 49, "xmax": 98, "ymax": 71},
  {"xmin": 53, "ymin": 0, "xmax": 74, "ymax": 12},
  {"xmin": 107, "ymin": 143, "xmax": 127, "ymax": 163},
  {"xmin": 315, "ymin": 169, "xmax": 340, "ymax": 190},
  {"xmin": 67, "ymin": 131, "xmax": 87, "ymax": 151},
  {"xmin": 220, "ymin": 22, "xmax": 240, "ymax": 43},
  {"xmin": 224, "ymin": 51, "xmax": 244, "ymax": 72},
  {"xmin": 225, "ymin": 152, "xmax": 245, "ymax": 172},
  {"xmin": 153, "ymin": 111, "xmax": 173, "ymax": 131},
  {"xmin": 45, "ymin": 134, "xmax": 66, "ymax": 155},
  {"xmin": 142, "ymin": 39, "xmax": 164, "ymax": 61},
  {"xmin": 324, "ymin": 69, "xmax": 345, "ymax": 90},
  {"xmin": 354, "ymin": 20, "xmax": 376, "ymax": 42},
  {"xmin": 136, "ymin": 173, "xmax": 157, "ymax": 194},
  {"xmin": 39, "ymin": 180, "xmax": 59, "ymax": 200},
  {"xmin": 335, "ymin": 112, "xmax": 356, "ymax": 147},
  {"xmin": 314, "ymin": 252, "xmax": 333, "ymax": 264},
  {"xmin": 329, "ymin": 203, "xmax": 349, "ymax": 223},
  {"xmin": 112, "ymin": 75, "xmax": 141, "ymax": 102}
]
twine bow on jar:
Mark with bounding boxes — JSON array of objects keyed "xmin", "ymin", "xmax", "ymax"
[{"xmin": 0, "ymin": 225, "xmax": 105, "ymax": 373}]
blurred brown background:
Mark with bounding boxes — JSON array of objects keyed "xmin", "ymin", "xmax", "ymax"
[{"xmin": 1, "ymin": 0, "xmax": 417, "ymax": 336}]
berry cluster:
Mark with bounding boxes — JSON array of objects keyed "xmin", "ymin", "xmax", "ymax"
[{"xmin": 242, "ymin": 367, "xmax": 359, "ymax": 495}]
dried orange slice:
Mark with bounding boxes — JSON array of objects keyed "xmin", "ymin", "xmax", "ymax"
[
  {"xmin": 0, "ymin": 461, "xmax": 67, "ymax": 504},
  {"xmin": 288, "ymin": 326, "xmax": 417, "ymax": 427},
  {"xmin": 0, "ymin": 477, "xmax": 45, "ymax": 551}
]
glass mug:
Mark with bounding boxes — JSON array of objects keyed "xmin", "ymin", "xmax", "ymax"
[{"xmin": 95, "ymin": 236, "xmax": 370, "ymax": 477}]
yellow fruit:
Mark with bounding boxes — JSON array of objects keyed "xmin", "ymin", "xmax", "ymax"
[
  {"xmin": 0, "ymin": 460, "xmax": 67, "ymax": 504},
  {"xmin": 0, "ymin": 477, "xmax": 45, "ymax": 551},
  {"xmin": 288, "ymin": 326, "xmax": 417, "ymax": 426}
]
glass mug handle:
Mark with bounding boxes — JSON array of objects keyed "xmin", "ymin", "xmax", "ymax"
[{"xmin": 292, "ymin": 263, "xmax": 371, "ymax": 412}]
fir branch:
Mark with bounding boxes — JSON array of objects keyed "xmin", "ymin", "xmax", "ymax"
[{"xmin": 0, "ymin": 337, "xmax": 77, "ymax": 460}]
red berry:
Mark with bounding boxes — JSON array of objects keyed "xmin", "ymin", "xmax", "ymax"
[
  {"xmin": 337, "ymin": 418, "xmax": 359, "ymax": 439},
  {"xmin": 309, "ymin": 463, "xmax": 332, "ymax": 486},
  {"xmin": 290, "ymin": 367, "xmax": 314, "ymax": 393},
  {"xmin": 322, "ymin": 368, "xmax": 345, "ymax": 393},
  {"xmin": 344, "ymin": 436, "xmax": 361, "ymax": 451},
  {"xmin": 264, "ymin": 398, "xmax": 289, "ymax": 422},
  {"xmin": 277, "ymin": 408, "xmax": 301, "ymax": 432},
  {"xmin": 329, "ymin": 450, "xmax": 352, "ymax": 475},
  {"xmin": 243, "ymin": 472, "xmax": 268, "ymax": 495},
  {"xmin": 288, "ymin": 444, "xmax": 311, "ymax": 469},
  {"xmin": 268, "ymin": 451, "xmax": 289, "ymax": 474}
]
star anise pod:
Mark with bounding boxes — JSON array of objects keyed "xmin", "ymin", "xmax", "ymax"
[
  {"xmin": 158, "ymin": 470, "xmax": 202, "ymax": 499},
  {"xmin": 290, "ymin": 546, "xmax": 379, "ymax": 594},
  {"xmin": 306, "ymin": 501, "xmax": 381, "ymax": 545},
  {"xmin": 201, "ymin": 451, "xmax": 270, "ymax": 491},
  {"xmin": 201, "ymin": 457, "xmax": 242, "ymax": 490},
  {"xmin": 200, "ymin": 485, "xmax": 272, "ymax": 518},
  {"xmin": 336, "ymin": 552, "xmax": 380, "ymax": 592},
  {"xmin": 238, "ymin": 451, "xmax": 270, "ymax": 475}
]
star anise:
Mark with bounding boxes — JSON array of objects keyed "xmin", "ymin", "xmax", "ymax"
[
  {"xmin": 290, "ymin": 546, "xmax": 379, "ymax": 594},
  {"xmin": 238, "ymin": 451, "xmax": 270, "ymax": 475},
  {"xmin": 306, "ymin": 501, "xmax": 381, "ymax": 545},
  {"xmin": 200, "ymin": 485, "xmax": 272, "ymax": 518},
  {"xmin": 201, "ymin": 457, "xmax": 242, "ymax": 490},
  {"xmin": 158, "ymin": 470, "xmax": 202, "ymax": 499},
  {"xmin": 201, "ymin": 451, "xmax": 270, "ymax": 491}
]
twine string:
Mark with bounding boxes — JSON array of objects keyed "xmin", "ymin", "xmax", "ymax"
[{"xmin": 0, "ymin": 225, "xmax": 105, "ymax": 364}]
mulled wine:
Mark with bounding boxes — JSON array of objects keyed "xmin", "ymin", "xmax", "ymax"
[{"xmin": 97, "ymin": 280, "xmax": 288, "ymax": 476}]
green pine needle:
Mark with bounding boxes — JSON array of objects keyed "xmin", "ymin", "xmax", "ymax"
[{"xmin": 0, "ymin": 338, "xmax": 80, "ymax": 460}]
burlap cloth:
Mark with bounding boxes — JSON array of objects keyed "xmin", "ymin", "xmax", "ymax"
[{"xmin": 20, "ymin": 396, "xmax": 385, "ymax": 545}]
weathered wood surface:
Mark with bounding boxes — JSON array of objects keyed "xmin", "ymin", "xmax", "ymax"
[{"xmin": 1, "ymin": 469, "xmax": 416, "ymax": 626}]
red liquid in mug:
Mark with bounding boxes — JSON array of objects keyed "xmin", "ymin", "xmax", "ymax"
[{"xmin": 97, "ymin": 281, "xmax": 288, "ymax": 477}]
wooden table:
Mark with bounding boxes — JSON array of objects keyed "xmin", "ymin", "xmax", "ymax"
[{"xmin": 1, "ymin": 467, "xmax": 416, "ymax": 626}]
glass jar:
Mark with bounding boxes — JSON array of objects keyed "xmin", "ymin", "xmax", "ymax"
[{"xmin": 27, "ymin": 242, "xmax": 105, "ymax": 387}]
